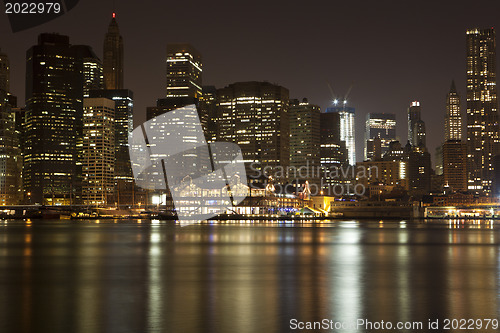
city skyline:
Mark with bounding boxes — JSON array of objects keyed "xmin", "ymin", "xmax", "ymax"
[{"xmin": 2, "ymin": 1, "xmax": 500, "ymax": 163}]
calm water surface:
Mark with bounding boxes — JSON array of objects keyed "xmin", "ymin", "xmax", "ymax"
[{"xmin": 0, "ymin": 219, "xmax": 499, "ymax": 333}]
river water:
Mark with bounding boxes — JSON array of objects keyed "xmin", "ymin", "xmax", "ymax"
[{"xmin": 0, "ymin": 219, "xmax": 499, "ymax": 333}]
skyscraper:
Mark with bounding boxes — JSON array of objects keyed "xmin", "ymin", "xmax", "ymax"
[
  {"xmin": 320, "ymin": 111, "xmax": 348, "ymax": 191},
  {"xmin": 326, "ymin": 106, "xmax": 355, "ymax": 165},
  {"xmin": 407, "ymin": 101, "xmax": 421, "ymax": 146},
  {"xmin": 413, "ymin": 119, "xmax": 426, "ymax": 148},
  {"xmin": 89, "ymin": 89, "xmax": 134, "ymax": 205},
  {"xmin": 25, "ymin": 33, "xmax": 100, "ymax": 204},
  {"xmin": 289, "ymin": 98, "xmax": 321, "ymax": 186},
  {"xmin": 445, "ymin": 80, "xmax": 462, "ymax": 141},
  {"xmin": 166, "ymin": 43, "xmax": 202, "ymax": 101},
  {"xmin": 199, "ymin": 86, "xmax": 217, "ymax": 143},
  {"xmin": 0, "ymin": 50, "xmax": 21, "ymax": 205},
  {"xmin": 442, "ymin": 141, "xmax": 467, "ymax": 192},
  {"xmin": 466, "ymin": 28, "xmax": 499, "ymax": 191},
  {"xmin": 103, "ymin": 12, "xmax": 124, "ymax": 90},
  {"xmin": 82, "ymin": 98, "xmax": 115, "ymax": 205},
  {"xmin": 216, "ymin": 81, "xmax": 289, "ymax": 182},
  {"xmin": 364, "ymin": 113, "xmax": 396, "ymax": 160}
]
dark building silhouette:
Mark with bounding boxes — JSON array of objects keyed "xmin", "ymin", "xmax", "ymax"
[
  {"xmin": 103, "ymin": 12, "xmax": 124, "ymax": 90},
  {"xmin": 320, "ymin": 111, "xmax": 348, "ymax": 192}
]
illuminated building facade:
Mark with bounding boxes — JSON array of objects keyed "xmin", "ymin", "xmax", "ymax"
[
  {"xmin": 0, "ymin": 50, "xmax": 21, "ymax": 205},
  {"xmin": 356, "ymin": 160, "xmax": 408, "ymax": 191},
  {"xmin": 466, "ymin": 28, "xmax": 499, "ymax": 191},
  {"xmin": 103, "ymin": 12, "xmax": 124, "ymax": 90},
  {"xmin": 407, "ymin": 101, "xmax": 421, "ymax": 146},
  {"xmin": 216, "ymin": 81, "xmax": 289, "ymax": 182},
  {"xmin": 326, "ymin": 106, "xmax": 355, "ymax": 165},
  {"xmin": 199, "ymin": 85, "xmax": 217, "ymax": 142},
  {"xmin": 166, "ymin": 43, "xmax": 202, "ymax": 101},
  {"xmin": 364, "ymin": 113, "xmax": 396, "ymax": 160},
  {"xmin": 320, "ymin": 111, "xmax": 348, "ymax": 191},
  {"xmin": 24, "ymin": 33, "xmax": 100, "ymax": 204},
  {"xmin": 445, "ymin": 80, "xmax": 462, "ymax": 141},
  {"xmin": 89, "ymin": 89, "xmax": 134, "ymax": 204},
  {"xmin": 289, "ymin": 98, "xmax": 321, "ymax": 187},
  {"xmin": 82, "ymin": 98, "xmax": 115, "ymax": 205}
]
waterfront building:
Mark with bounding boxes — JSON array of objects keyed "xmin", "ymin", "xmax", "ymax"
[
  {"xmin": 466, "ymin": 28, "xmax": 499, "ymax": 192},
  {"xmin": 24, "ymin": 33, "xmax": 100, "ymax": 204},
  {"xmin": 89, "ymin": 89, "xmax": 134, "ymax": 205},
  {"xmin": 0, "ymin": 49, "xmax": 21, "ymax": 204},
  {"xmin": 82, "ymin": 98, "xmax": 115, "ymax": 205}
]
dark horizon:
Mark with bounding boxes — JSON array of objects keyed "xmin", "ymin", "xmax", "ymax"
[{"xmin": 2, "ymin": 0, "xmax": 500, "ymax": 163}]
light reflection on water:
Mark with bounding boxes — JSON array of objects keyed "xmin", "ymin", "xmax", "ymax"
[{"xmin": 0, "ymin": 219, "xmax": 499, "ymax": 333}]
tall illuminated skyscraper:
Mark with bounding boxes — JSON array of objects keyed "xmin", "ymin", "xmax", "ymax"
[
  {"xmin": 103, "ymin": 12, "xmax": 124, "ymax": 90},
  {"xmin": 216, "ymin": 81, "xmax": 289, "ymax": 182},
  {"xmin": 0, "ymin": 49, "xmax": 21, "ymax": 204},
  {"xmin": 25, "ymin": 33, "xmax": 100, "ymax": 204},
  {"xmin": 365, "ymin": 113, "xmax": 396, "ymax": 160},
  {"xmin": 166, "ymin": 43, "xmax": 202, "ymax": 101},
  {"xmin": 326, "ymin": 106, "xmax": 355, "ymax": 165},
  {"xmin": 89, "ymin": 89, "xmax": 134, "ymax": 204},
  {"xmin": 407, "ymin": 101, "xmax": 421, "ymax": 146},
  {"xmin": 445, "ymin": 80, "xmax": 462, "ymax": 141},
  {"xmin": 82, "ymin": 98, "xmax": 115, "ymax": 205},
  {"xmin": 466, "ymin": 28, "xmax": 499, "ymax": 191}
]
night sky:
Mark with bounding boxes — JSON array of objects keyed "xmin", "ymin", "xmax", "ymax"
[{"xmin": 2, "ymin": 0, "xmax": 500, "ymax": 163}]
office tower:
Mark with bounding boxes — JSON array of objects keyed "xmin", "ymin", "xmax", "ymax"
[
  {"xmin": 103, "ymin": 12, "xmax": 124, "ymax": 90},
  {"xmin": 89, "ymin": 89, "xmax": 134, "ymax": 204},
  {"xmin": 326, "ymin": 106, "xmax": 355, "ymax": 165},
  {"xmin": 320, "ymin": 112, "xmax": 348, "ymax": 191},
  {"xmin": 445, "ymin": 80, "xmax": 462, "ymax": 141},
  {"xmin": 289, "ymin": 98, "xmax": 321, "ymax": 187},
  {"xmin": 442, "ymin": 141, "xmax": 467, "ymax": 192},
  {"xmin": 364, "ymin": 113, "xmax": 396, "ymax": 160},
  {"xmin": 166, "ymin": 43, "xmax": 202, "ymax": 101},
  {"xmin": 25, "ymin": 33, "xmax": 100, "ymax": 204},
  {"xmin": 407, "ymin": 101, "xmax": 421, "ymax": 146},
  {"xmin": 82, "ymin": 98, "xmax": 115, "ymax": 205},
  {"xmin": 466, "ymin": 28, "xmax": 499, "ymax": 191},
  {"xmin": 80, "ymin": 48, "xmax": 103, "ymax": 97},
  {"xmin": 147, "ymin": 44, "xmax": 203, "ymax": 128},
  {"xmin": 199, "ymin": 86, "xmax": 217, "ymax": 142},
  {"xmin": 216, "ymin": 81, "xmax": 289, "ymax": 181},
  {"xmin": 0, "ymin": 50, "xmax": 21, "ymax": 204},
  {"xmin": 413, "ymin": 119, "xmax": 426, "ymax": 148}
]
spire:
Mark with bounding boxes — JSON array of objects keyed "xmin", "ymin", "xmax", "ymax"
[{"xmin": 450, "ymin": 79, "xmax": 457, "ymax": 93}]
